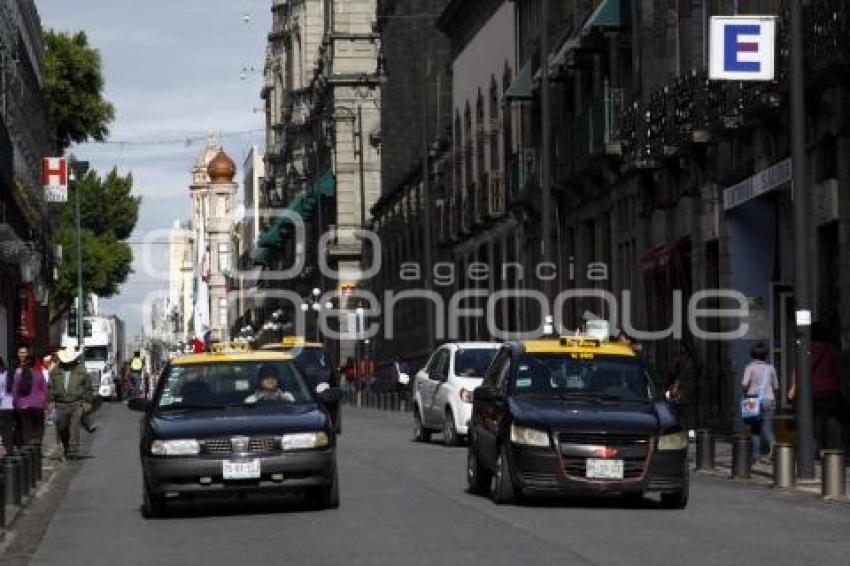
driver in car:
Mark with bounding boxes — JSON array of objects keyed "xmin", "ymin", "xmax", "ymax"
[{"xmin": 245, "ymin": 365, "xmax": 295, "ymax": 404}]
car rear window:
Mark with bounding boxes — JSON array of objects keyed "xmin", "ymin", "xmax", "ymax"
[
  {"xmin": 454, "ymin": 349, "xmax": 498, "ymax": 378},
  {"xmin": 512, "ymin": 354, "xmax": 658, "ymax": 401},
  {"xmin": 156, "ymin": 361, "xmax": 312, "ymax": 409}
]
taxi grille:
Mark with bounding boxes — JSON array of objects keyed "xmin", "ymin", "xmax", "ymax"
[
  {"xmin": 201, "ymin": 436, "xmax": 279, "ymax": 455},
  {"xmin": 558, "ymin": 433, "xmax": 650, "ymax": 480}
]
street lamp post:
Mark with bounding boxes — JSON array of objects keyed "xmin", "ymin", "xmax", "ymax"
[
  {"xmin": 69, "ymin": 160, "xmax": 90, "ymax": 351},
  {"xmin": 789, "ymin": 0, "xmax": 815, "ymax": 479},
  {"xmin": 539, "ymin": 0, "xmax": 553, "ymax": 302}
]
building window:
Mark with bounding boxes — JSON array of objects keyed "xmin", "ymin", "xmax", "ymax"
[
  {"xmin": 489, "ymin": 76, "xmax": 500, "ymax": 172},
  {"xmin": 476, "ymin": 89, "xmax": 486, "ymax": 181},
  {"xmin": 218, "ymin": 242, "xmax": 230, "ymax": 273},
  {"xmin": 219, "ymin": 298, "xmax": 228, "ymax": 327}
]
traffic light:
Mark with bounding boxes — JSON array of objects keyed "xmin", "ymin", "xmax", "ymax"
[{"xmin": 68, "ymin": 309, "xmax": 77, "ymax": 337}]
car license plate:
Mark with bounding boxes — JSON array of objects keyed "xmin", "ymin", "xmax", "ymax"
[
  {"xmin": 586, "ymin": 458, "xmax": 624, "ymax": 479},
  {"xmin": 222, "ymin": 459, "xmax": 261, "ymax": 480}
]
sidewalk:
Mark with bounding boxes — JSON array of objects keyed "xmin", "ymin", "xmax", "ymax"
[
  {"xmin": 2, "ymin": 421, "xmax": 65, "ymax": 533},
  {"xmin": 689, "ymin": 439, "xmax": 850, "ymax": 504}
]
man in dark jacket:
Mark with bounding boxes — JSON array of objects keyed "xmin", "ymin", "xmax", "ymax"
[{"xmin": 49, "ymin": 346, "xmax": 93, "ymax": 460}]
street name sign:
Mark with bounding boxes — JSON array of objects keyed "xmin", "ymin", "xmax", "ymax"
[
  {"xmin": 43, "ymin": 156, "xmax": 68, "ymax": 203},
  {"xmin": 709, "ymin": 16, "xmax": 777, "ymax": 81},
  {"xmin": 723, "ymin": 157, "xmax": 791, "ymax": 211}
]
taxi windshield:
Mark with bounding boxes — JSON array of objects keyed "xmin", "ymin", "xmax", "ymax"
[
  {"xmin": 512, "ymin": 354, "xmax": 658, "ymax": 401},
  {"xmin": 155, "ymin": 361, "xmax": 312, "ymax": 410},
  {"xmin": 454, "ymin": 349, "xmax": 498, "ymax": 378}
]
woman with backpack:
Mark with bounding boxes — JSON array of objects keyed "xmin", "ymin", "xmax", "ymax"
[{"xmin": 741, "ymin": 342, "xmax": 779, "ymax": 463}]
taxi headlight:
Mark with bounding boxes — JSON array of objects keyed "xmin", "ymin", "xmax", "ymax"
[
  {"xmin": 150, "ymin": 439, "xmax": 200, "ymax": 456},
  {"xmin": 657, "ymin": 431, "xmax": 688, "ymax": 451},
  {"xmin": 510, "ymin": 424, "xmax": 550, "ymax": 447},
  {"xmin": 281, "ymin": 431, "xmax": 329, "ymax": 451},
  {"xmin": 459, "ymin": 387, "xmax": 473, "ymax": 404}
]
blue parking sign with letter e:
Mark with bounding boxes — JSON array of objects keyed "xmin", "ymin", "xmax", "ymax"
[{"xmin": 710, "ymin": 16, "xmax": 776, "ymax": 81}]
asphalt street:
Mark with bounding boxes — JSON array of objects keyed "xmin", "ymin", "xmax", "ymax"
[{"xmin": 20, "ymin": 405, "xmax": 850, "ymax": 566}]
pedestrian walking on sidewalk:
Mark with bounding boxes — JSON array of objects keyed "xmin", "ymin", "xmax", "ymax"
[
  {"xmin": 12, "ymin": 344, "xmax": 49, "ymax": 446},
  {"xmin": 741, "ymin": 343, "xmax": 779, "ymax": 463},
  {"xmin": 0, "ymin": 356, "xmax": 16, "ymax": 454},
  {"xmin": 48, "ymin": 346, "xmax": 93, "ymax": 460},
  {"xmin": 788, "ymin": 322, "xmax": 845, "ymax": 451}
]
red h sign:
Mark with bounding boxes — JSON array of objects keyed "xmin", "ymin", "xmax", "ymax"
[{"xmin": 43, "ymin": 157, "xmax": 68, "ymax": 202}]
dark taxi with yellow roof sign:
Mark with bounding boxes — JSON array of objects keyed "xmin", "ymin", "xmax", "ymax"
[
  {"xmin": 128, "ymin": 342, "xmax": 341, "ymax": 517},
  {"xmin": 466, "ymin": 334, "xmax": 688, "ymax": 508},
  {"xmin": 261, "ymin": 336, "xmax": 341, "ymax": 433}
]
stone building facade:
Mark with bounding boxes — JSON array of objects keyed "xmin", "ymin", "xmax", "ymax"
[
  {"xmin": 0, "ymin": 0, "xmax": 52, "ymax": 359},
  {"xmin": 255, "ymin": 0, "xmax": 383, "ymax": 362},
  {"xmin": 367, "ymin": 0, "xmax": 850, "ymax": 431}
]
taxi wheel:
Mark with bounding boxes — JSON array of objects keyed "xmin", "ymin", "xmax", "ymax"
[
  {"xmin": 313, "ymin": 466, "xmax": 340, "ymax": 510},
  {"xmin": 467, "ymin": 442, "xmax": 492, "ymax": 495},
  {"xmin": 413, "ymin": 408, "xmax": 431, "ymax": 442},
  {"xmin": 443, "ymin": 410, "xmax": 460, "ymax": 447},
  {"xmin": 142, "ymin": 484, "xmax": 166, "ymax": 518},
  {"xmin": 660, "ymin": 475, "xmax": 689, "ymax": 509},
  {"xmin": 491, "ymin": 445, "xmax": 517, "ymax": 505}
]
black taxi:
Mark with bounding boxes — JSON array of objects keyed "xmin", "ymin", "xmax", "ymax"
[
  {"xmin": 129, "ymin": 344, "xmax": 340, "ymax": 517},
  {"xmin": 466, "ymin": 336, "xmax": 688, "ymax": 508}
]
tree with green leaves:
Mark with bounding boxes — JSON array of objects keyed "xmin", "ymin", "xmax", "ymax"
[
  {"xmin": 50, "ymin": 168, "xmax": 141, "ymax": 321},
  {"xmin": 43, "ymin": 30, "xmax": 115, "ymax": 151}
]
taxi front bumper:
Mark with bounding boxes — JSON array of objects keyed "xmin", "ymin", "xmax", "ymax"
[
  {"xmin": 509, "ymin": 444, "xmax": 687, "ymax": 495},
  {"xmin": 143, "ymin": 449, "xmax": 335, "ymax": 496}
]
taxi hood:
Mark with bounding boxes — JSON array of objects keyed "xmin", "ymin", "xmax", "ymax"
[
  {"xmin": 509, "ymin": 396, "xmax": 674, "ymax": 435},
  {"xmin": 150, "ymin": 403, "xmax": 328, "ymax": 440}
]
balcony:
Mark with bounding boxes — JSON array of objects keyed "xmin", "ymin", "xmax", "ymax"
[{"xmin": 573, "ymin": 85, "xmax": 624, "ymax": 168}]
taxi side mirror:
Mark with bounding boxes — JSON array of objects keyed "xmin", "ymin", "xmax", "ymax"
[{"xmin": 316, "ymin": 384, "xmax": 341, "ymax": 404}]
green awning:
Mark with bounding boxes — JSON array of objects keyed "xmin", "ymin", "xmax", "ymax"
[
  {"xmin": 505, "ymin": 61, "xmax": 533, "ymax": 101},
  {"xmin": 313, "ymin": 170, "xmax": 335, "ymax": 198},
  {"xmin": 595, "ymin": 0, "xmax": 627, "ymax": 28},
  {"xmin": 253, "ymin": 246, "xmax": 275, "ymax": 267}
]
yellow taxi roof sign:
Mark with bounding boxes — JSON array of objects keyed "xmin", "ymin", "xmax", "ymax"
[
  {"xmin": 281, "ymin": 336, "xmax": 306, "ymax": 347},
  {"xmin": 522, "ymin": 336, "xmax": 636, "ymax": 357},
  {"xmin": 210, "ymin": 342, "xmax": 252, "ymax": 354}
]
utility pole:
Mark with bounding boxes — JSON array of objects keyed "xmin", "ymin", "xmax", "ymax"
[
  {"xmin": 789, "ymin": 0, "xmax": 815, "ymax": 479},
  {"xmin": 70, "ymin": 160, "xmax": 89, "ymax": 351},
  {"xmin": 540, "ymin": 0, "xmax": 553, "ymax": 301},
  {"xmin": 421, "ymin": 24, "xmax": 435, "ymax": 350},
  {"xmin": 358, "ymin": 104, "xmax": 366, "ymax": 229}
]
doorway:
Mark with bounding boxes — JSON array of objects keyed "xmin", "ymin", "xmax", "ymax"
[{"xmin": 770, "ymin": 283, "xmax": 794, "ymax": 411}]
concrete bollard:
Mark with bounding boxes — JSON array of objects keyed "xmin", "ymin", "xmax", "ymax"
[
  {"xmin": 732, "ymin": 435, "xmax": 752, "ymax": 479},
  {"xmin": 14, "ymin": 452, "xmax": 30, "ymax": 500},
  {"xmin": 29, "ymin": 442, "xmax": 43, "ymax": 483},
  {"xmin": 773, "ymin": 443, "xmax": 795, "ymax": 489},
  {"xmin": 22, "ymin": 446, "xmax": 38, "ymax": 490},
  {"xmin": 0, "ymin": 469, "xmax": 5, "ymax": 527},
  {"xmin": 391, "ymin": 392, "xmax": 399, "ymax": 411},
  {"xmin": 695, "ymin": 429, "xmax": 715, "ymax": 470},
  {"xmin": 822, "ymin": 450, "xmax": 846, "ymax": 500},
  {"xmin": 3, "ymin": 456, "xmax": 22, "ymax": 506}
]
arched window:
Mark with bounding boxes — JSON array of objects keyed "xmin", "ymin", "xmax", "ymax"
[
  {"xmin": 454, "ymin": 111, "xmax": 463, "ymax": 196},
  {"xmin": 502, "ymin": 62, "xmax": 514, "ymax": 164},
  {"xmin": 476, "ymin": 89, "xmax": 486, "ymax": 181},
  {"xmin": 464, "ymin": 102, "xmax": 472, "ymax": 192},
  {"xmin": 489, "ymin": 76, "xmax": 500, "ymax": 172}
]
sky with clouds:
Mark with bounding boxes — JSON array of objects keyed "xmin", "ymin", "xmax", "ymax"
[{"xmin": 37, "ymin": 0, "xmax": 270, "ymax": 342}]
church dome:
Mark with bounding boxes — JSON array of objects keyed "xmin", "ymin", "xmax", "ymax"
[{"xmin": 207, "ymin": 149, "xmax": 236, "ymax": 183}]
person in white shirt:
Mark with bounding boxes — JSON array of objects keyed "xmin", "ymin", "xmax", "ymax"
[{"xmin": 741, "ymin": 343, "xmax": 779, "ymax": 462}]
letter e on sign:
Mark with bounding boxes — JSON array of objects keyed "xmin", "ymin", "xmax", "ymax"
[{"xmin": 709, "ymin": 16, "xmax": 776, "ymax": 81}]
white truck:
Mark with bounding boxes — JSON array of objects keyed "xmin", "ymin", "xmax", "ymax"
[{"xmin": 61, "ymin": 314, "xmax": 124, "ymax": 399}]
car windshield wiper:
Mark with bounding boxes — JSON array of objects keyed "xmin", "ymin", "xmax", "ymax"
[{"xmin": 157, "ymin": 403, "xmax": 226, "ymax": 411}]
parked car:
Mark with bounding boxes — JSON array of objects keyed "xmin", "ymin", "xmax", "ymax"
[
  {"xmin": 466, "ymin": 336, "xmax": 688, "ymax": 508},
  {"xmin": 412, "ymin": 342, "xmax": 500, "ymax": 446},
  {"xmin": 130, "ymin": 344, "xmax": 340, "ymax": 517}
]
